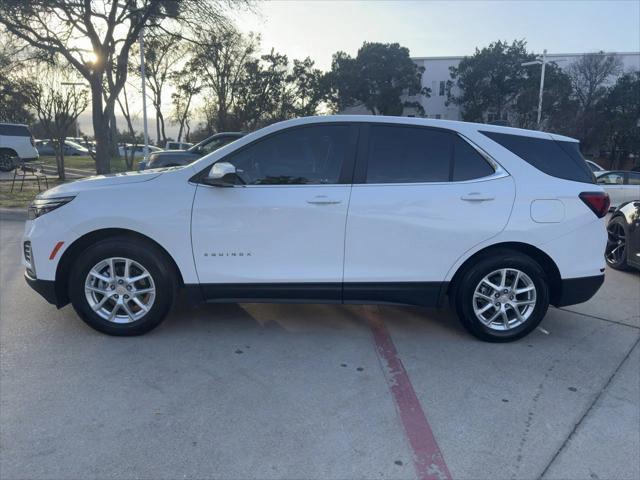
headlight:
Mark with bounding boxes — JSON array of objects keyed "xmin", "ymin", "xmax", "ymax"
[{"xmin": 28, "ymin": 196, "xmax": 75, "ymax": 220}]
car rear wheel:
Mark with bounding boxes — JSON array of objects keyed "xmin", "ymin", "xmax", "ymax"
[
  {"xmin": 454, "ymin": 250, "xmax": 550, "ymax": 342},
  {"xmin": 68, "ymin": 237, "xmax": 176, "ymax": 335},
  {"xmin": 605, "ymin": 217, "xmax": 630, "ymax": 270}
]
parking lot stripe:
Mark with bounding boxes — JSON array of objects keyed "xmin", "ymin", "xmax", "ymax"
[{"xmin": 364, "ymin": 306, "xmax": 452, "ymax": 480}]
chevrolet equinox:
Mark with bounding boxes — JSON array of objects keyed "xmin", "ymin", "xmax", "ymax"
[{"xmin": 23, "ymin": 116, "xmax": 609, "ymax": 341}]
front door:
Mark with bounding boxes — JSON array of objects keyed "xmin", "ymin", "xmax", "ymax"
[
  {"xmin": 343, "ymin": 124, "xmax": 516, "ymax": 305},
  {"xmin": 191, "ymin": 123, "xmax": 357, "ymax": 302}
]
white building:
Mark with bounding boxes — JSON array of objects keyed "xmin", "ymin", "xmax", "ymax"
[{"xmin": 342, "ymin": 51, "xmax": 640, "ymax": 120}]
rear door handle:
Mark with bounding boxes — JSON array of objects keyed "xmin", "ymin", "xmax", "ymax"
[
  {"xmin": 307, "ymin": 199, "xmax": 342, "ymax": 205},
  {"xmin": 461, "ymin": 193, "xmax": 495, "ymax": 202}
]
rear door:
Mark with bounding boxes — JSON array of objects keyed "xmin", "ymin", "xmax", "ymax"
[{"xmin": 343, "ymin": 124, "xmax": 515, "ymax": 305}]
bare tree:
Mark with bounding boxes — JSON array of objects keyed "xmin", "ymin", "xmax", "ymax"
[
  {"xmin": 115, "ymin": 82, "xmax": 140, "ymax": 170},
  {"xmin": 130, "ymin": 32, "xmax": 186, "ymax": 146},
  {"xmin": 28, "ymin": 77, "xmax": 89, "ymax": 180},
  {"xmin": 170, "ymin": 57, "xmax": 201, "ymax": 142},
  {"xmin": 568, "ymin": 52, "xmax": 623, "ymax": 111},
  {"xmin": 567, "ymin": 52, "xmax": 624, "ymax": 149},
  {"xmin": 192, "ymin": 27, "xmax": 258, "ymax": 131},
  {"xmin": 0, "ymin": 1, "xmax": 240, "ymax": 174}
]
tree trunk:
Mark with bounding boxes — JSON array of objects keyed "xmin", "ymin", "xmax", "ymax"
[
  {"xmin": 91, "ymin": 84, "xmax": 111, "ymax": 174},
  {"xmin": 108, "ymin": 109, "xmax": 119, "ymax": 158},
  {"xmin": 55, "ymin": 138, "xmax": 66, "ymax": 180},
  {"xmin": 156, "ymin": 111, "xmax": 161, "ymax": 146}
]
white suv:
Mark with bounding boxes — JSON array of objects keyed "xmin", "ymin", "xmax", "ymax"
[
  {"xmin": 0, "ymin": 123, "xmax": 39, "ymax": 171},
  {"xmin": 23, "ymin": 116, "xmax": 609, "ymax": 341}
]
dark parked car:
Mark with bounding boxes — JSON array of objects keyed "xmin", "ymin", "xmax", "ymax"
[
  {"xmin": 605, "ymin": 201, "xmax": 640, "ymax": 271},
  {"xmin": 140, "ymin": 132, "xmax": 245, "ymax": 170}
]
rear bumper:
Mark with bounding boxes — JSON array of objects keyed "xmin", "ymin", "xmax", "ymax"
[
  {"xmin": 554, "ymin": 274, "xmax": 605, "ymax": 307},
  {"xmin": 25, "ymin": 272, "xmax": 59, "ymax": 306}
]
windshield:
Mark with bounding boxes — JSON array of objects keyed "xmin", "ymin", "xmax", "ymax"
[
  {"xmin": 188, "ymin": 135, "xmax": 242, "ymax": 154},
  {"xmin": 65, "ymin": 140, "xmax": 87, "ymax": 150}
]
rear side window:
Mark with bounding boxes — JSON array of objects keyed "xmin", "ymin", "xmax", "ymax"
[
  {"xmin": 366, "ymin": 126, "xmax": 450, "ymax": 183},
  {"xmin": 365, "ymin": 125, "xmax": 494, "ymax": 184},
  {"xmin": 481, "ymin": 131, "xmax": 594, "ymax": 183},
  {"xmin": 0, "ymin": 124, "xmax": 30, "ymax": 136}
]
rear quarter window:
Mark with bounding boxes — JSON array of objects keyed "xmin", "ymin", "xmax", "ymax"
[
  {"xmin": 0, "ymin": 124, "xmax": 31, "ymax": 137},
  {"xmin": 481, "ymin": 131, "xmax": 594, "ymax": 184}
]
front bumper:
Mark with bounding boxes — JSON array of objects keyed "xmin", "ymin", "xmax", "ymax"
[
  {"xmin": 554, "ymin": 274, "xmax": 605, "ymax": 307},
  {"xmin": 25, "ymin": 272, "xmax": 59, "ymax": 306}
]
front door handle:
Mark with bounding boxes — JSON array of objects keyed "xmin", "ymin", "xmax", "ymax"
[{"xmin": 461, "ymin": 192, "xmax": 495, "ymax": 202}]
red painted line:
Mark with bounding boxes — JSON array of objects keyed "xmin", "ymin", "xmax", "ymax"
[
  {"xmin": 364, "ymin": 306, "xmax": 452, "ymax": 480},
  {"xmin": 49, "ymin": 241, "xmax": 64, "ymax": 260}
]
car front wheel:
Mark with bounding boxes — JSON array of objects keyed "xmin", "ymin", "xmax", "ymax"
[
  {"xmin": 0, "ymin": 153, "xmax": 15, "ymax": 172},
  {"xmin": 454, "ymin": 250, "xmax": 550, "ymax": 342},
  {"xmin": 68, "ymin": 237, "xmax": 176, "ymax": 335}
]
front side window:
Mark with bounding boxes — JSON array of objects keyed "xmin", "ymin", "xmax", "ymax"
[
  {"xmin": 365, "ymin": 126, "xmax": 494, "ymax": 184},
  {"xmin": 222, "ymin": 125, "xmax": 349, "ymax": 185}
]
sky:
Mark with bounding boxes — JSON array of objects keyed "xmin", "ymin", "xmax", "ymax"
[
  {"xmin": 235, "ymin": 0, "xmax": 640, "ymax": 70},
  {"xmin": 79, "ymin": 0, "xmax": 640, "ymax": 140}
]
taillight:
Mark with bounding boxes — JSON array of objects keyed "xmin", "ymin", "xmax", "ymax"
[
  {"xmin": 579, "ymin": 191, "xmax": 610, "ymax": 218},
  {"xmin": 30, "ymin": 135, "xmax": 35, "ymax": 147}
]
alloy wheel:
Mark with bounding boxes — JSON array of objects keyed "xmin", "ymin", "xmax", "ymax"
[
  {"xmin": 472, "ymin": 268, "xmax": 537, "ymax": 331},
  {"xmin": 605, "ymin": 222, "xmax": 626, "ymax": 265},
  {"xmin": 84, "ymin": 257, "xmax": 156, "ymax": 323}
]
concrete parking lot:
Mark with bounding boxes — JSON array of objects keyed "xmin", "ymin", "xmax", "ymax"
[{"xmin": 1, "ymin": 209, "xmax": 638, "ymax": 480}]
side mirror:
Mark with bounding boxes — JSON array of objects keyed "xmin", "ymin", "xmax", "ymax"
[{"xmin": 202, "ymin": 162, "xmax": 240, "ymax": 187}]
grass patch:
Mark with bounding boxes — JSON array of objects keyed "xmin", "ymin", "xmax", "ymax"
[
  {"xmin": 40, "ymin": 155, "xmax": 132, "ymax": 173},
  {"xmin": 0, "ymin": 179, "xmax": 67, "ymax": 209}
]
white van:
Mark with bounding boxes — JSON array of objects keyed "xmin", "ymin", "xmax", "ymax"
[{"xmin": 0, "ymin": 123, "xmax": 39, "ymax": 171}]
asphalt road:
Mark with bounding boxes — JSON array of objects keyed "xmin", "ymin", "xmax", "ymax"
[{"xmin": 1, "ymin": 209, "xmax": 639, "ymax": 480}]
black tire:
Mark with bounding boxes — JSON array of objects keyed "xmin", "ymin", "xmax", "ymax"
[
  {"xmin": 0, "ymin": 153, "xmax": 15, "ymax": 172},
  {"xmin": 68, "ymin": 237, "xmax": 177, "ymax": 336},
  {"xmin": 605, "ymin": 217, "xmax": 630, "ymax": 271},
  {"xmin": 453, "ymin": 249, "xmax": 550, "ymax": 342}
]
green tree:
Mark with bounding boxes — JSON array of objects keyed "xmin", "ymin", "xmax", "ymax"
[
  {"xmin": 447, "ymin": 40, "xmax": 533, "ymax": 123},
  {"xmin": 288, "ymin": 57, "xmax": 325, "ymax": 117},
  {"xmin": 598, "ymin": 71, "xmax": 640, "ymax": 169},
  {"xmin": 326, "ymin": 42, "xmax": 427, "ymax": 115},
  {"xmin": 234, "ymin": 49, "xmax": 293, "ymax": 130},
  {"xmin": 0, "ymin": 30, "xmax": 35, "ymax": 124}
]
